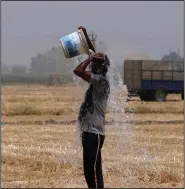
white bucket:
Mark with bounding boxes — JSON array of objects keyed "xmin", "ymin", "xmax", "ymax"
[{"xmin": 60, "ymin": 29, "xmax": 90, "ymax": 59}]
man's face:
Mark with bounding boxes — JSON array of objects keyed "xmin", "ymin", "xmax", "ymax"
[{"xmin": 90, "ymin": 61, "xmax": 101, "ymax": 73}]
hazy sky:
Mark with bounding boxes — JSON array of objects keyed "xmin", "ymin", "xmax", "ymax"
[{"xmin": 2, "ymin": 1, "xmax": 184, "ymax": 67}]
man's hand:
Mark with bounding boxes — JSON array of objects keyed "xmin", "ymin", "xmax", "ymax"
[
  {"xmin": 78, "ymin": 26, "xmax": 87, "ymax": 34},
  {"xmin": 78, "ymin": 26, "xmax": 96, "ymax": 53},
  {"xmin": 91, "ymin": 53, "xmax": 105, "ymax": 62}
]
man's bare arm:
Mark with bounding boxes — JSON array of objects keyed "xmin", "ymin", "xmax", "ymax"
[
  {"xmin": 78, "ymin": 26, "xmax": 96, "ymax": 53},
  {"xmin": 73, "ymin": 58, "xmax": 92, "ymax": 82},
  {"xmin": 73, "ymin": 51, "xmax": 105, "ymax": 82}
]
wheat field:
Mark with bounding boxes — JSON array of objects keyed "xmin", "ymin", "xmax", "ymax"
[{"xmin": 1, "ymin": 85, "xmax": 184, "ymax": 188}]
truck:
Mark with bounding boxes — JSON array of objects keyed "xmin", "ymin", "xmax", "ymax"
[{"xmin": 124, "ymin": 60, "xmax": 184, "ymax": 101}]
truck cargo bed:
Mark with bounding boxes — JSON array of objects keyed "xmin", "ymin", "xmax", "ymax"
[{"xmin": 124, "ymin": 60, "xmax": 184, "ymax": 95}]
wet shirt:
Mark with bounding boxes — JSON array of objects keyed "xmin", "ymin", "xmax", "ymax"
[{"xmin": 78, "ymin": 74, "xmax": 110, "ymax": 135}]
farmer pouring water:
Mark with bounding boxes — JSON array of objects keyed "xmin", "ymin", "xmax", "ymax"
[{"xmin": 73, "ymin": 26, "xmax": 110, "ymax": 188}]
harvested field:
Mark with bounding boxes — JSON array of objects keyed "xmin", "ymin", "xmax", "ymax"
[{"xmin": 1, "ymin": 85, "xmax": 184, "ymax": 188}]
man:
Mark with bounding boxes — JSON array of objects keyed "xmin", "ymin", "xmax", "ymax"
[{"xmin": 73, "ymin": 26, "xmax": 110, "ymax": 188}]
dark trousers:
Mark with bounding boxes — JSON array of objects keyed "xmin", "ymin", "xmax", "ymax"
[{"xmin": 82, "ymin": 132, "xmax": 105, "ymax": 188}]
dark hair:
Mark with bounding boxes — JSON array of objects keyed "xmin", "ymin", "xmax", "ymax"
[
  {"xmin": 101, "ymin": 54, "xmax": 110, "ymax": 76},
  {"xmin": 101, "ymin": 65, "xmax": 108, "ymax": 76}
]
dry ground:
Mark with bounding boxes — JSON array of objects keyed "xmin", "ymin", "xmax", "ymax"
[{"xmin": 1, "ymin": 85, "xmax": 184, "ymax": 188}]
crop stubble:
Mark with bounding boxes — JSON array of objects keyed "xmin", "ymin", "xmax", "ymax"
[{"xmin": 1, "ymin": 85, "xmax": 184, "ymax": 188}]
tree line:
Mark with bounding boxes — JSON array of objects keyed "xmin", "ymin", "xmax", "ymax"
[
  {"xmin": 2, "ymin": 47, "xmax": 76, "ymax": 75},
  {"xmin": 1, "ymin": 47, "xmax": 184, "ymax": 85}
]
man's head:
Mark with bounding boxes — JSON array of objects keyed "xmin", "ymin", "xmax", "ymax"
[{"xmin": 90, "ymin": 53, "xmax": 110, "ymax": 76}]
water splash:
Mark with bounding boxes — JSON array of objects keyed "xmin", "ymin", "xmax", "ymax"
[
  {"xmin": 60, "ymin": 54, "xmax": 154, "ymax": 177},
  {"xmin": 106, "ymin": 63, "xmax": 128, "ymax": 115},
  {"xmin": 69, "ymin": 57, "xmax": 133, "ymax": 163}
]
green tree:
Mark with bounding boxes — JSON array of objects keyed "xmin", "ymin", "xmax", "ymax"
[
  {"xmin": 161, "ymin": 50, "xmax": 184, "ymax": 70},
  {"xmin": 161, "ymin": 51, "xmax": 181, "ymax": 61},
  {"xmin": 30, "ymin": 47, "xmax": 76, "ymax": 74}
]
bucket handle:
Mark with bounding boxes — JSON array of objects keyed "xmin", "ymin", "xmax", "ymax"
[{"xmin": 88, "ymin": 49, "xmax": 95, "ymax": 57}]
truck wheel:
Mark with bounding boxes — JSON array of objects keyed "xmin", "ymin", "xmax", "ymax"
[
  {"xmin": 138, "ymin": 92, "xmax": 148, "ymax": 101},
  {"xmin": 146, "ymin": 92, "xmax": 155, "ymax": 101},
  {"xmin": 138, "ymin": 93, "xmax": 145, "ymax": 101},
  {"xmin": 139, "ymin": 92, "xmax": 154, "ymax": 101},
  {"xmin": 181, "ymin": 92, "xmax": 184, "ymax": 100},
  {"xmin": 154, "ymin": 89, "xmax": 167, "ymax": 102}
]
